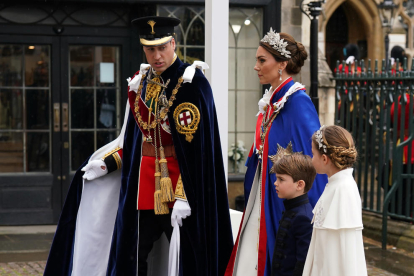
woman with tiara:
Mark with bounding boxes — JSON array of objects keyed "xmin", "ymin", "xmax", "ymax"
[{"xmin": 225, "ymin": 29, "xmax": 327, "ymax": 276}]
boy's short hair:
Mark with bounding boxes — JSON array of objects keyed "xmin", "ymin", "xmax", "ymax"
[{"xmin": 272, "ymin": 153, "xmax": 316, "ymax": 193}]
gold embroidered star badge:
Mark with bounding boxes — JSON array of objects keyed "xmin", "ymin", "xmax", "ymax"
[{"xmin": 269, "ymin": 142, "xmax": 296, "ymax": 173}]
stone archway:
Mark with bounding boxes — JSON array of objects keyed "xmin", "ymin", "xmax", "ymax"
[
  {"xmin": 325, "ymin": 5, "xmax": 348, "ymax": 71},
  {"xmin": 322, "ymin": 0, "xmax": 384, "ymax": 70}
]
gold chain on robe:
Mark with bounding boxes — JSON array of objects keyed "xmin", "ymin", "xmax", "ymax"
[{"xmin": 148, "ymin": 74, "xmax": 175, "ymax": 214}]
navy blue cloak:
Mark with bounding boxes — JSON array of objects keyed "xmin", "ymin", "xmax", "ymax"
[{"xmin": 44, "ymin": 57, "xmax": 233, "ymax": 276}]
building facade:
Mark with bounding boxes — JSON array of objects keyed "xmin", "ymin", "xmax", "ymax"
[
  {"xmin": 319, "ymin": 0, "xmax": 414, "ymax": 71},
  {"xmin": 0, "ymin": 0, "xmax": 281, "ymax": 225},
  {"xmin": 4, "ymin": 0, "xmax": 411, "ymax": 225}
]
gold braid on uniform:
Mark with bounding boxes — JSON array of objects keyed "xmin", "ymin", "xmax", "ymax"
[
  {"xmin": 154, "ymin": 158, "xmax": 168, "ymax": 214},
  {"xmin": 134, "ymin": 73, "xmax": 184, "ymax": 131},
  {"xmin": 174, "ymin": 174, "xmax": 187, "ymax": 200},
  {"xmin": 157, "ymin": 99, "xmax": 174, "ymax": 204},
  {"xmin": 153, "ymin": 106, "xmax": 170, "ymax": 215},
  {"xmin": 145, "ymin": 73, "xmax": 162, "ymax": 102},
  {"xmin": 136, "ymin": 67, "xmax": 184, "ymax": 214},
  {"xmin": 159, "ymin": 148, "xmax": 175, "ymax": 203},
  {"xmin": 102, "ymin": 147, "xmax": 122, "ymax": 173}
]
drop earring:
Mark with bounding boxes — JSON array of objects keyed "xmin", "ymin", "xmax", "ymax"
[{"xmin": 278, "ymin": 69, "xmax": 282, "ymax": 81}]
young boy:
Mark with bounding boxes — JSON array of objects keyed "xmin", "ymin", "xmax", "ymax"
[{"xmin": 271, "ymin": 152, "xmax": 316, "ymax": 276}]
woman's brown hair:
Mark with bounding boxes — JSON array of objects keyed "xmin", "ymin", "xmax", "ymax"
[
  {"xmin": 259, "ymin": 32, "xmax": 308, "ymax": 75},
  {"xmin": 312, "ymin": 125, "xmax": 358, "ymax": 170}
]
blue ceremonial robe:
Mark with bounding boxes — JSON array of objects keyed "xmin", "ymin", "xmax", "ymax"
[{"xmin": 226, "ymin": 78, "xmax": 327, "ymax": 276}]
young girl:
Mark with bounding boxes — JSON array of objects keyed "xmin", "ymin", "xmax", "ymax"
[{"xmin": 303, "ymin": 125, "xmax": 368, "ymax": 276}]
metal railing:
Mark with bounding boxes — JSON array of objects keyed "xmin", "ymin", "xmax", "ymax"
[{"xmin": 333, "ymin": 58, "xmax": 414, "ymax": 250}]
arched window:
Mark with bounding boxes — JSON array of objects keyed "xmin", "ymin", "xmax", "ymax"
[{"xmin": 158, "ymin": 5, "xmax": 263, "ymax": 174}]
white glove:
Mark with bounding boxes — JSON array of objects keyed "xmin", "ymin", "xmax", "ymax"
[
  {"xmin": 81, "ymin": 160, "xmax": 108, "ymax": 180},
  {"xmin": 171, "ymin": 200, "xmax": 191, "ymax": 227}
]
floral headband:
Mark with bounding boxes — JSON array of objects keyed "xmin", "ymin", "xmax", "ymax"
[
  {"xmin": 260, "ymin": 27, "xmax": 291, "ymax": 58},
  {"xmin": 315, "ymin": 125, "xmax": 327, "ymax": 153}
]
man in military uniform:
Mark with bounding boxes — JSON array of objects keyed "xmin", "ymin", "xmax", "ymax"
[{"xmin": 45, "ymin": 16, "xmax": 233, "ymax": 276}]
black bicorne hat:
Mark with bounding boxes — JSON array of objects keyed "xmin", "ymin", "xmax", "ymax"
[
  {"xmin": 343, "ymin": 44, "xmax": 360, "ymax": 60},
  {"xmin": 391, "ymin": 45, "xmax": 406, "ymax": 62},
  {"xmin": 131, "ymin": 16, "xmax": 181, "ymax": 46}
]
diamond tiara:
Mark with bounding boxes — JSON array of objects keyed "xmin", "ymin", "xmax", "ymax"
[
  {"xmin": 315, "ymin": 125, "xmax": 327, "ymax": 153},
  {"xmin": 260, "ymin": 28, "xmax": 291, "ymax": 59}
]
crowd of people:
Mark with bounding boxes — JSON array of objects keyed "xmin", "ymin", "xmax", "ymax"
[{"xmin": 44, "ymin": 16, "xmax": 369, "ymax": 276}]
